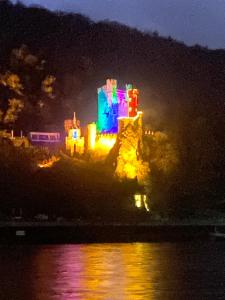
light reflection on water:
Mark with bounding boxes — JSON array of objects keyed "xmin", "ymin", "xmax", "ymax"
[
  {"xmin": 0, "ymin": 242, "xmax": 225, "ymax": 299},
  {"xmin": 33, "ymin": 243, "xmax": 154, "ymax": 300}
]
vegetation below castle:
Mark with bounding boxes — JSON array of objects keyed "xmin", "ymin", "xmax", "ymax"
[
  {"xmin": 0, "ymin": 142, "xmax": 141, "ymax": 221},
  {"xmin": 0, "ymin": 0, "xmax": 225, "ymax": 220}
]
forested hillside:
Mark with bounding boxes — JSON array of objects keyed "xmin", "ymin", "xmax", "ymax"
[{"xmin": 0, "ymin": 0, "xmax": 225, "ymax": 216}]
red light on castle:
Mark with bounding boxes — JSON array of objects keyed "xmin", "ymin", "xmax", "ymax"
[{"xmin": 128, "ymin": 89, "xmax": 138, "ymax": 117}]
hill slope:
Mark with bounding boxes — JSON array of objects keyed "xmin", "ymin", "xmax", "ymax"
[{"xmin": 0, "ymin": 0, "xmax": 225, "ymax": 215}]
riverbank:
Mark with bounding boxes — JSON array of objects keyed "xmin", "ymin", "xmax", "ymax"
[{"xmin": 0, "ymin": 222, "xmax": 224, "ymax": 244}]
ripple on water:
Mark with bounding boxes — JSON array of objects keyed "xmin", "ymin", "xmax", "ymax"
[{"xmin": 0, "ymin": 241, "xmax": 225, "ymax": 299}]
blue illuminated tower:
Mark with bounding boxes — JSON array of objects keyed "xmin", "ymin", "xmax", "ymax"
[{"xmin": 97, "ymin": 79, "xmax": 118, "ymax": 133}]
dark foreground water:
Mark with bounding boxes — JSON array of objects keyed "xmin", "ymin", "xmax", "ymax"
[{"xmin": 0, "ymin": 241, "xmax": 225, "ymax": 300}]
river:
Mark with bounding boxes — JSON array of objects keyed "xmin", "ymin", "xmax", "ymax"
[{"xmin": 0, "ymin": 241, "xmax": 225, "ymax": 299}]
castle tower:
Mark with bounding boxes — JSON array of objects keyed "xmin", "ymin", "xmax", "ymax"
[
  {"xmin": 97, "ymin": 79, "xmax": 139, "ymax": 134},
  {"xmin": 87, "ymin": 122, "xmax": 96, "ymax": 150},
  {"xmin": 97, "ymin": 79, "xmax": 118, "ymax": 133}
]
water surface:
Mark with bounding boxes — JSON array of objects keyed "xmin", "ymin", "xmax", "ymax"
[{"xmin": 0, "ymin": 241, "xmax": 225, "ymax": 299}]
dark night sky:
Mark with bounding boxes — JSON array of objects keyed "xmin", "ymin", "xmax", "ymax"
[{"xmin": 11, "ymin": 0, "xmax": 225, "ymax": 49}]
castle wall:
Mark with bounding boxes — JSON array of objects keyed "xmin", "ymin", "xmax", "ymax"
[{"xmin": 88, "ymin": 133, "xmax": 117, "ymax": 160}]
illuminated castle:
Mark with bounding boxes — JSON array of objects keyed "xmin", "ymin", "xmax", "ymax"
[
  {"xmin": 97, "ymin": 79, "xmax": 138, "ymax": 133},
  {"xmin": 85, "ymin": 79, "xmax": 143, "ymax": 158},
  {"xmin": 65, "ymin": 79, "xmax": 146, "ymax": 180},
  {"xmin": 65, "ymin": 79, "xmax": 149, "ymax": 209}
]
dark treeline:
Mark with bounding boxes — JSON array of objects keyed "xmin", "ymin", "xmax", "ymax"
[
  {"xmin": 0, "ymin": 142, "xmax": 138, "ymax": 221},
  {"xmin": 0, "ymin": 0, "xmax": 225, "ymax": 218}
]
